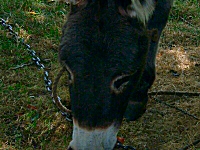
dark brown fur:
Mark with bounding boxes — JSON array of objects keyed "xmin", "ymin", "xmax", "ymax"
[{"xmin": 59, "ymin": 0, "xmax": 173, "ymax": 148}]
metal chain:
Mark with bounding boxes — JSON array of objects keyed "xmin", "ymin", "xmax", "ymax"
[
  {"xmin": 115, "ymin": 141, "xmax": 136, "ymax": 150},
  {"xmin": 0, "ymin": 18, "xmax": 72, "ymax": 122}
]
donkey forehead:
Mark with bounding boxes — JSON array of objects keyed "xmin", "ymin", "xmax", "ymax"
[
  {"xmin": 65, "ymin": 41, "xmax": 143, "ymax": 73},
  {"xmin": 67, "ymin": 55, "xmax": 137, "ymax": 78}
]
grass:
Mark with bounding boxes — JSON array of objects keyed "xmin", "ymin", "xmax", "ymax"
[{"xmin": 0, "ymin": 0, "xmax": 199, "ymax": 149}]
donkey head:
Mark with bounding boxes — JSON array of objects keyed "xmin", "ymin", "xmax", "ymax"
[{"xmin": 59, "ymin": 0, "xmax": 157, "ymax": 149}]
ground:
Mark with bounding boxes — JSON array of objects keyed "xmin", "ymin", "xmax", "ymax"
[{"xmin": 0, "ymin": 0, "xmax": 199, "ymax": 149}]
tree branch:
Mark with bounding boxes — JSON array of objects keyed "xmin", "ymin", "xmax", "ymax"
[
  {"xmin": 152, "ymin": 97, "xmax": 199, "ymax": 120},
  {"xmin": 148, "ymin": 91, "xmax": 200, "ymax": 97}
]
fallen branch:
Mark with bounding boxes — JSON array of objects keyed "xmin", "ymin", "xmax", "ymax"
[
  {"xmin": 148, "ymin": 91, "xmax": 200, "ymax": 97},
  {"xmin": 179, "ymin": 139, "xmax": 200, "ymax": 150},
  {"xmin": 152, "ymin": 97, "xmax": 199, "ymax": 120}
]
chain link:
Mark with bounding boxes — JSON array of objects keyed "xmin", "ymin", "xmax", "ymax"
[
  {"xmin": 115, "ymin": 141, "xmax": 136, "ymax": 150},
  {"xmin": 0, "ymin": 18, "xmax": 72, "ymax": 122}
]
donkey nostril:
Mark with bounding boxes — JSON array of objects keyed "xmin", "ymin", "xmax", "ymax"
[
  {"xmin": 111, "ymin": 74, "xmax": 131, "ymax": 94},
  {"xmin": 114, "ymin": 76, "xmax": 130, "ymax": 89},
  {"xmin": 63, "ymin": 63, "xmax": 74, "ymax": 85}
]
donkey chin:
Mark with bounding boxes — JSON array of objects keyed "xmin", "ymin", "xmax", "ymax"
[{"xmin": 68, "ymin": 120, "xmax": 118, "ymax": 150}]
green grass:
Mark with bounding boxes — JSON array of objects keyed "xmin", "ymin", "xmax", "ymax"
[
  {"xmin": 0, "ymin": 0, "xmax": 72, "ymax": 149},
  {"xmin": 1, "ymin": 0, "xmax": 200, "ymax": 149}
]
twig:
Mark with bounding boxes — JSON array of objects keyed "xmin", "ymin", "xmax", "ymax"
[
  {"xmin": 171, "ymin": 14, "xmax": 200, "ymax": 31},
  {"xmin": 152, "ymin": 97, "xmax": 199, "ymax": 120},
  {"xmin": 179, "ymin": 139, "xmax": 200, "ymax": 150},
  {"xmin": 180, "ymin": 16, "xmax": 200, "ymax": 31},
  {"xmin": 148, "ymin": 91, "xmax": 200, "ymax": 97},
  {"xmin": 10, "ymin": 62, "xmax": 33, "ymax": 70}
]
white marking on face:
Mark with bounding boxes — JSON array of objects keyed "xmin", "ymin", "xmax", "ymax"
[
  {"xmin": 68, "ymin": 120, "xmax": 118, "ymax": 150},
  {"xmin": 128, "ymin": 0, "xmax": 155, "ymax": 24}
]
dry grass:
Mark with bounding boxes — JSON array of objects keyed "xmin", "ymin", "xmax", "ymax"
[{"xmin": 0, "ymin": 0, "xmax": 199, "ymax": 149}]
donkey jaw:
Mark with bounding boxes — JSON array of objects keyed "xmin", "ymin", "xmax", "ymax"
[{"xmin": 68, "ymin": 120, "xmax": 118, "ymax": 150}]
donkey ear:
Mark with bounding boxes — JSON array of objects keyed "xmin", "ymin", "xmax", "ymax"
[
  {"xmin": 127, "ymin": 0, "xmax": 156, "ymax": 24},
  {"xmin": 67, "ymin": 0, "xmax": 88, "ymax": 12},
  {"xmin": 66, "ymin": 0, "xmax": 87, "ymax": 5}
]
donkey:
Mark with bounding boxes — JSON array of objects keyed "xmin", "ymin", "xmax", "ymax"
[{"xmin": 58, "ymin": 0, "xmax": 173, "ymax": 149}]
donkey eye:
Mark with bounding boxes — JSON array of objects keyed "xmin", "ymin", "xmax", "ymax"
[
  {"xmin": 111, "ymin": 75, "xmax": 131, "ymax": 94},
  {"xmin": 65, "ymin": 64, "xmax": 74, "ymax": 85}
]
